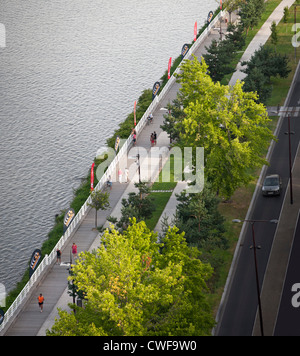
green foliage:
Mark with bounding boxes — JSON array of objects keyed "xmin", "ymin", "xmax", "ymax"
[
  {"xmin": 204, "ymin": 39, "xmax": 236, "ymax": 83},
  {"xmin": 223, "ymin": 0, "xmax": 245, "ymax": 13},
  {"xmin": 242, "ymin": 45, "xmax": 291, "ymax": 103},
  {"xmin": 242, "ymin": 45, "xmax": 290, "ymax": 82},
  {"xmin": 88, "ymin": 190, "xmax": 110, "ymax": 228},
  {"xmin": 70, "ymin": 179, "xmax": 92, "ymax": 213},
  {"xmin": 164, "ymin": 55, "xmax": 275, "ymax": 199},
  {"xmin": 270, "ymin": 21, "xmax": 278, "ymax": 47},
  {"xmin": 203, "ymin": 24, "xmax": 245, "ymax": 83},
  {"xmin": 242, "ymin": 67, "xmax": 272, "ymax": 104},
  {"xmin": 283, "ymin": 6, "xmax": 289, "ymax": 23},
  {"xmin": 160, "ymin": 56, "xmax": 182, "ymax": 87},
  {"xmin": 239, "ymin": 0, "xmax": 265, "ymax": 34},
  {"xmin": 160, "ymin": 99, "xmax": 184, "ymax": 143},
  {"xmin": 225, "ymin": 23, "xmax": 246, "ymax": 51},
  {"xmin": 116, "ymin": 182, "xmax": 155, "ymax": 231},
  {"xmin": 48, "ymin": 219, "xmax": 215, "ymax": 336},
  {"xmin": 174, "ymin": 183, "xmax": 227, "ymax": 250}
]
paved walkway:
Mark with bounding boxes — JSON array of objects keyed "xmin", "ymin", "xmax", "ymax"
[{"xmin": 4, "ymin": 0, "xmax": 295, "ymax": 335}]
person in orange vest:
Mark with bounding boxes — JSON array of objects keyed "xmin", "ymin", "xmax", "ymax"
[{"xmin": 38, "ymin": 293, "xmax": 44, "ymax": 312}]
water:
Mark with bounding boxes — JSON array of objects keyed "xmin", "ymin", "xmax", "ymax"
[{"xmin": 0, "ymin": 0, "xmax": 216, "ymax": 292}]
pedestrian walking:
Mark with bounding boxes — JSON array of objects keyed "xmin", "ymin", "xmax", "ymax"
[
  {"xmin": 38, "ymin": 293, "xmax": 44, "ymax": 312},
  {"xmin": 147, "ymin": 113, "xmax": 153, "ymax": 125},
  {"xmin": 153, "ymin": 131, "xmax": 157, "ymax": 145},
  {"xmin": 107, "ymin": 175, "xmax": 112, "ymax": 190},
  {"xmin": 133, "ymin": 133, "xmax": 136, "ymax": 146},
  {"xmin": 118, "ymin": 168, "xmax": 123, "ymax": 183},
  {"xmin": 56, "ymin": 248, "xmax": 61, "ymax": 264},
  {"xmin": 150, "ymin": 133, "xmax": 155, "ymax": 147},
  {"xmin": 72, "ymin": 242, "xmax": 78, "ymax": 259}
]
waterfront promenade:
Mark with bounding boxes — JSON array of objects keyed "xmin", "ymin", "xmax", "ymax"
[
  {"xmin": 3, "ymin": 10, "xmax": 228, "ymax": 336},
  {"xmin": 3, "ymin": 0, "xmax": 294, "ymax": 336}
]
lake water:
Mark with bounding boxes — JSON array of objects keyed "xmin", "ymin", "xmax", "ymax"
[{"xmin": 0, "ymin": 0, "xmax": 216, "ymax": 292}]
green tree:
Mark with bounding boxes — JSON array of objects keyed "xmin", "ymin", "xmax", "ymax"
[
  {"xmin": 173, "ymin": 183, "xmax": 227, "ymax": 250},
  {"xmin": 170, "ymin": 56, "xmax": 275, "ymax": 199},
  {"xmin": 116, "ymin": 182, "xmax": 155, "ymax": 230},
  {"xmin": 241, "ymin": 45, "xmax": 291, "ymax": 104},
  {"xmin": 270, "ymin": 21, "xmax": 278, "ymax": 49},
  {"xmin": 47, "ymin": 219, "xmax": 215, "ymax": 336},
  {"xmin": 239, "ymin": 0, "xmax": 258, "ymax": 34},
  {"xmin": 160, "ymin": 100, "xmax": 183, "ymax": 143},
  {"xmin": 203, "ymin": 39, "xmax": 236, "ymax": 83},
  {"xmin": 243, "ymin": 67, "xmax": 272, "ymax": 104},
  {"xmin": 239, "ymin": 0, "xmax": 265, "ymax": 35},
  {"xmin": 223, "ymin": 0, "xmax": 245, "ymax": 23},
  {"xmin": 203, "ymin": 24, "xmax": 246, "ymax": 83},
  {"xmin": 283, "ymin": 6, "xmax": 289, "ymax": 23},
  {"xmin": 225, "ymin": 23, "xmax": 246, "ymax": 51},
  {"xmin": 88, "ymin": 190, "xmax": 110, "ymax": 228},
  {"xmin": 242, "ymin": 46, "xmax": 291, "ymax": 82}
]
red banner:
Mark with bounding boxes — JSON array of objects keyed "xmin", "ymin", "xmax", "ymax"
[
  {"xmin": 168, "ymin": 57, "xmax": 172, "ymax": 80},
  {"xmin": 134, "ymin": 101, "xmax": 137, "ymax": 126},
  {"xmin": 194, "ymin": 21, "xmax": 197, "ymax": 42},
  {"xmin": 91, "ymin": 162, "xmax": 95, "ymax": 191}
]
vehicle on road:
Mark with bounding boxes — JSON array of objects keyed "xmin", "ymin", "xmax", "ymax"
[{"xmin": 262, "ymin": 174, "xmax": 282, "ymax": 196}]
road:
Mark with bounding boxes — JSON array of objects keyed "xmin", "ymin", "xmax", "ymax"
[{"xmin": 216, "ymin": 66, "xmax": 300, "ymax": 336}]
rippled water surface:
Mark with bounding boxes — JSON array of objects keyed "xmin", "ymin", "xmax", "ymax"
[{"xmin": 0, "ymin": 0, "xmax": 216, "ymax": 291}]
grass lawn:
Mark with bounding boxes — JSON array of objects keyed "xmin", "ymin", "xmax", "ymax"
[
  {"xmin": 145, "ymin": 192, "xmax": 173, "ymax": 231},
  {"xmin": 145, "ymin": 155, "xmax": 177, "ymax": 230}
]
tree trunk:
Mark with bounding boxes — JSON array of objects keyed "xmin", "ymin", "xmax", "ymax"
[{"xmin": 95, "ymin": 209, "xmax": 97, "ymax": 228}]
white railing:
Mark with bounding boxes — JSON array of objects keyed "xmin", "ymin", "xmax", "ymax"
[{"xmin": 0, "ymin": 9, "xmax": 224, "ymax": 334}]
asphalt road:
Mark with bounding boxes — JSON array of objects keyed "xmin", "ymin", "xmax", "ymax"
[{"xmin": 216, "ymin": 68, "xmax": 300, "ymax": 336}]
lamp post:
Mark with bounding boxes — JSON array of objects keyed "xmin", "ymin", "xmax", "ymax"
[
  {"xmin": 279, "ymin": 107, "xmax": 295, "ymax": 205},
  {"xmin": 68, "ymin": 250, "xmax": 76, "ymax": 314},
  {"xmin": 232, "ymin": 218, "xmax": 278, "ymax": 336}
]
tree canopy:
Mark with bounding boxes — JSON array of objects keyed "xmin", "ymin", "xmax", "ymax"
[
  {"xmin": 47, "ymin": 219, "xmax": 215, "ymax": 336},
  {"xmin": 162, "ymin": 56, "xmax": 275, "ymax": 199},
  {"xmin": 203, "ymin": 24, "xmax": 245, "ymax": 83},
  {"xmin": 239, "ymin": 0, "xmax": 265, "ymax": 34},
  {"xmin": 88, "ymin": 189, "xmax": 110, "ymax": 228},
  {"xmin": 173, "ymin": 182, "xmax": 227, "ymax": 250},
  {"xmin": 242, "ymin": 45, "xmax": 291, "ymax": 103},
  {"xmin": 111, "ymin": 182, "xmax": 155, "ymax": 231}
]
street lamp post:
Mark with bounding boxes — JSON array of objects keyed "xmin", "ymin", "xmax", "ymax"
[
  {"xmin": 285, "ymin": 114, "xmax": 295, "ymax": 205},
  {"xmin": 279, "ymin": 108, "xmax": 295, "ymax": 205},
  {"xmin": 232, "ymin": 218, "xmax": 278, "ymax": 336}
]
